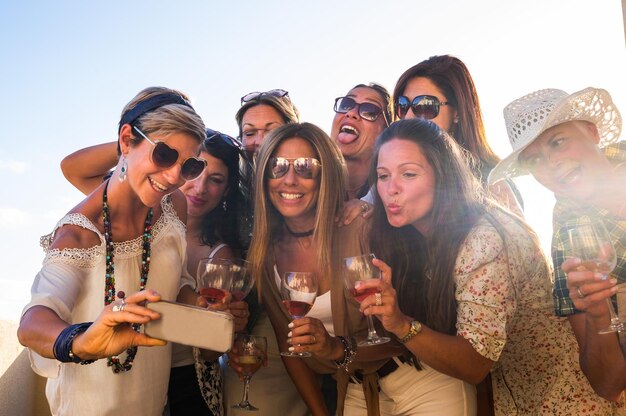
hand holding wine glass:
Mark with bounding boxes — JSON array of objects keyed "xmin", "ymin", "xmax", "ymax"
[
  {"xmin": 280, "ymin": 272, "xmax": 318, "ymax": 357},
  {"xmin": 231, "ymin": 334, "xmax": 267, "ymax": 411},
  {"xmin": 567, "ymin": 221, "xmax": 624, "ymax": 333},
  {"xmin": 343, "ymin": 253, "xmax": 390, "ymax": 346}
]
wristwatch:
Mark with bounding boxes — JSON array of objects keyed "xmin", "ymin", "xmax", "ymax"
[{"xmin": 398, "ymin": 320, "xmax": 422, "ymax": 343}]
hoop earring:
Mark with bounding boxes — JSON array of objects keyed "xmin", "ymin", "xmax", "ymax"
[{"xmin": 119, "ymin": 157, "xmax": 128, "ymax": 182}]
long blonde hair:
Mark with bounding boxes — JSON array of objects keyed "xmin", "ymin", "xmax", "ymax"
[{"xmin": 247, "ymin": 122, "xmax": 347, "ymax": 290}]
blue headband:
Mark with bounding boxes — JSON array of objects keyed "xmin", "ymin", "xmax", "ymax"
[{"xmin": 118, "ymin": 92, "xmax": 194, "ymax": 133}]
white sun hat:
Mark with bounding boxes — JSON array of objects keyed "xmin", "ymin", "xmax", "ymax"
[{"xmin": 488, "ymin": 87, "xmax": 622, "ymax": 185}]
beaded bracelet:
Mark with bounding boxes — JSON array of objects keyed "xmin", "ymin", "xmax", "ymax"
[
  {"xmin": 335, "ymin": 336, "xmax": 357, "ymax": 372},
  {"xmin": 53, "ymin": 322, "xmax": 96, "ymax": 365}
]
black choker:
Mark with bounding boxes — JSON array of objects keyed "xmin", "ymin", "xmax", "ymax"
[{"xmin": 286, "ymin": 225, "xmax": 314, "ymax": 238}]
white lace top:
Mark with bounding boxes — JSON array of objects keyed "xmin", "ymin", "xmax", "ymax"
[{"xmin": 23, "ymin": 196, "xmax": 194, "ymax": 416}]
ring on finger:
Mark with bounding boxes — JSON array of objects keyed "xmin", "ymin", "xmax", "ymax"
[
  {"xmin": 361, "ymin": 203, "xmax": 369, "ymax": 213},
  {"xmin": 576, "ymin": 286, "xmax": 586, "ymax": 299},
  {"xmin": 112, "ymin": 291, "xmax": 126, "ymax": 312},
  {"xmin": 112, "ymin": 302, "xmax": 125, "ymax": 312},
  {"xmin": 375, "ymin": 292, "xmax": 382, "ymax": 306},
  {"xmin": 311, "ymin": 335, "xmax": 316, "ymax": 343}
]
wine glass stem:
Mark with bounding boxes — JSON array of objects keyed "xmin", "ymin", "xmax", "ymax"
[
  {"xmin": 606, "ymin": 299, "xmax": 621, "ymax": 326},
  {"xmin": 366, "ymin": 315, "xmax": 378, "ymax": 340},
  {"xmin": 241, "ymin": 375, "xmax": 252, "ymax": 404}
]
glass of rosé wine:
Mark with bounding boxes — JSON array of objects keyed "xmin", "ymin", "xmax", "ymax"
[
  {"xmin": 197, "ymin": 257, "xmax": 234, "ymax": 305},
  {"xmin": 280, "ymin": 272, "xmax": 318, "ymax": 357},
  {"xmin": 343, "ymin": 253, "xmax": 390, "ymax": 346},
  {"xmin": 567, "ymin": 221, "xmax": 624, "ymax": 333},
  {"xmin": 231, "ymin": 333, "xmax": 267, "ymax": 411}
]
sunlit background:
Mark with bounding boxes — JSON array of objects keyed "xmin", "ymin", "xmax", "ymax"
[{"xmin": 1, "ymin": 0, "xmax": 625, "ymax": 322}]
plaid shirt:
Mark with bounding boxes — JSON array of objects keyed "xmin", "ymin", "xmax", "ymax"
[{"xmin": 552, "ymin": 141, "xmax": 626, "ymax": 316}]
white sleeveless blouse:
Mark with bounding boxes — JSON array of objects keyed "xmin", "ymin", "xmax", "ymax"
[{"xmin": 23, "ymin": 196, "xmax": 194, "ymax": 416}]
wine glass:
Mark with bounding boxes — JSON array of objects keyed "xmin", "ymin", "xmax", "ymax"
[
  {"xmin": 280, "ymin": 272, "xmax": 318, "ymax": 357},
  {"xmin": 197, "ymin": 257, "xmax": 234, "ymax": 305},
  {"xmin": 230, "ymin": 259, "xmax": 254, "ymax": 302},
  {"xmin": 343, "ymin": 253, "xmax": 390, "ymax": 346},
  {"xmin": 567, "ymin": 221, "xmax": 624, "ymax": 333},
  {"xmin": 231, "ymin": 333, "xmax": 267, "ymax": 411}
]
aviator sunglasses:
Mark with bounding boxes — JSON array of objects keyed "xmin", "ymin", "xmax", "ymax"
[
  {"xmin": 241, "ymin": 89, "xmax": 290, "ymax": 104},
  {"xmin": 396, "ymin": 95, "xmax": 449, "ymax": 120},
  {"xmin": 333, "ymin": 96, "xmax": 385, "ymax": 123},
  {"xmin": 268, "ymin": 157, "xmax": 322, "ymax": 179},
  {"xmin": 133, "ymin": 126, "xmax": 207, "ymax": 181}
]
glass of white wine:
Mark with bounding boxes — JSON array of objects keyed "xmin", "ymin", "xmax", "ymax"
[
  {"xmin": 231, "ymin": 334, "xmax": 267, "ymax": 411},
  {"xmin": 567, "ymin": 221, "xmax": 624, "ymax": 333}
]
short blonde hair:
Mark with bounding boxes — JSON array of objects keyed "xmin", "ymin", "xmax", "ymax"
[{"xmin": 121, "ymin": 86, "xmax": 206, "ymax": 145}]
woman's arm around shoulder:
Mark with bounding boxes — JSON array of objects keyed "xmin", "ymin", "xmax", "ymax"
[{"xmin": 60, "ymin": 141, "xmax": 118, "ymax": 195}]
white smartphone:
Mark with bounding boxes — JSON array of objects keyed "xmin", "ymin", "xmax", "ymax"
[{"xmin": 144, "ymin": 300, "xmax": 234, "ymax": 352}]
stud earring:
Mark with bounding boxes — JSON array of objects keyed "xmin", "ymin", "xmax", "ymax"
[{"xmin": 119, "ymin": 157, "xmax": 128, "ymax": 182}]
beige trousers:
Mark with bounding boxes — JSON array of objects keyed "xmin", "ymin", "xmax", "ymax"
[{"xmin": 343, "ymin": 358, "xmax": 476, "ymax": 416}]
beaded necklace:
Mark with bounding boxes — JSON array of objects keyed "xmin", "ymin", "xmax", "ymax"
[{"xmin": 102, "ymin": 180, "xmax": 154, "ymax": 373}]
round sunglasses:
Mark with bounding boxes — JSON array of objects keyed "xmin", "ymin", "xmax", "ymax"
[
  {"xmin": 268, "ymin": 157, "xmax": 321, "ymax": 179},
  {"xmin": 133, "ymin": 126, "xmax": 207, "ymax": 181},
  {"xmin": 396, "ymin": 95, "xmax": 449, "ymax": 120},
  {"xmin": 333, "ymin": 96, "xmax": 385, "ymax": 123}
]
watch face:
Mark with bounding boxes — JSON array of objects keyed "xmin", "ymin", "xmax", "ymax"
[
  {"xmin": 412, "ymin": 320, "xmax": 422, "ymax": 333},
  {"xmin": 400, "ymin": 320, "xmax": 422, "ymax": 343}
]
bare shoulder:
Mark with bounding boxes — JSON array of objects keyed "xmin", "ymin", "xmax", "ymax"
[
  {"xmin": 213, "ymin": 244, "xmax": 235, "ymax": 260},
  {"xmin": 49, "ymin": 222, "xmax": 101, "ymax": 251},
  {"xmin": 49, "ymin": 191, "xmax": 103, "ymax": 251}
]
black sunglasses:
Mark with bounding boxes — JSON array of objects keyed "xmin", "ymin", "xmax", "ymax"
[
  {"xmin": 268, "ymin": 157, "xmax": 321, "ymax": 179},
  {"xmin": 333, "ymin": 96, "xmax": 385, "ymax": 123},
  {"xmin": 206, "ymin": 128, "xmax": 242, "ymax": 149},
  {"xmin": 396, "ymin": 95, "xmax": 449, "ymax": 120},
  {"xmin": 133, "ymin": 126, "xmax": 207, "ymax": 181},
  {"xmin": 241, "ymin": 89, "xmax": 289, "ymax": 104}
]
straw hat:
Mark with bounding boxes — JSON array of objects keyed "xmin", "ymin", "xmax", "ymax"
[{"xmin": 488, "ymin": 87, "xmax": 621, "ymax": 185}]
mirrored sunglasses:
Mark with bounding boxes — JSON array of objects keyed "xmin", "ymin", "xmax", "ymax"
[
  {"xmin": 268, "ymin": 157, "xmax": 321, "ymax": 179},
  {"xmin": 133, "ymin": 126, "xmax": 207, "ymax": 181},
  {"xmin": 333, "ymin": 96, "xmax": 384, "ymax": 122},
  {"xmin": 396, "ymin": 95, "xmax": 449, "ymax": 120},
  {"xmin": 241, "ymin": 89, "xmax": 289, "ymax": 104}
]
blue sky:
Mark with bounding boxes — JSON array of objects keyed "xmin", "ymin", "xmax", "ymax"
[{"xmin": 1, "ymin": 0, "xmax": 625, "ymax": 321}]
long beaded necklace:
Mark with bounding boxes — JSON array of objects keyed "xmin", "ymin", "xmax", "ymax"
[{"xmin": 102, "ymin": 180, "xmax": 154, "ymax": 373}]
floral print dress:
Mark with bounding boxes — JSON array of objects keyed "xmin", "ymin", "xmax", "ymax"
[{"xmin": 455, "ymin": 209, "xmax": 619, "ymax": 415}]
